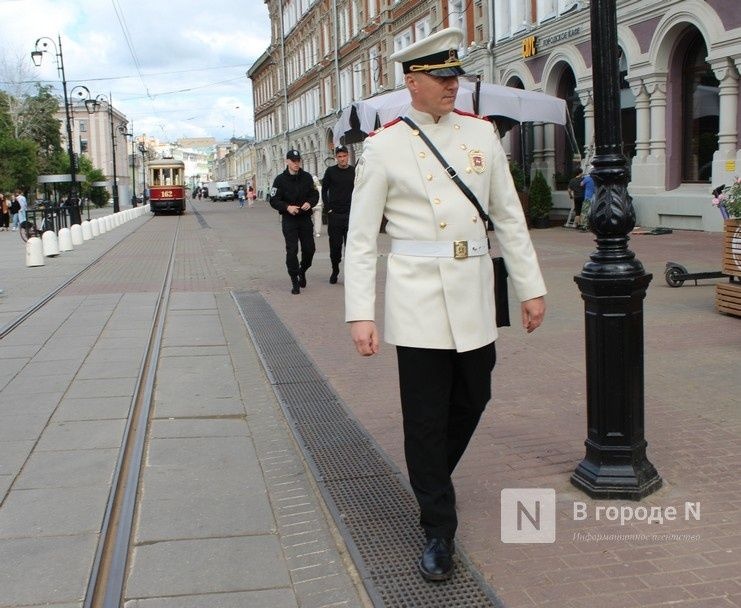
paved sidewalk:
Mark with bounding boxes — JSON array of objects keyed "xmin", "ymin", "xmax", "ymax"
[
  {"xmin": 0, "ymin": 201, "xmax": 368, "ymax": 607},
  {"xmin": 198, "ymin": 199, "xmax": 740, "ymax": 608},
  {"xmin": 1, "ymin": 197, "xmax": 738, "ymax": 607}
]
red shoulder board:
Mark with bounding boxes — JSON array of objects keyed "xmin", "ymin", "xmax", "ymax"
[
  {"xmin": 453, "ymin": 109, "xmax": 487, "ymax": 121},
  {"xmin": 368, "ymin": 116, "xmax": 402, "ymax": 137}
]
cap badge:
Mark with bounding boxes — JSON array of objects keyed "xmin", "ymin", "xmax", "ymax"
[{"xmin": 469, "ymin": 150, "xmax": 485, "ymax": 174}]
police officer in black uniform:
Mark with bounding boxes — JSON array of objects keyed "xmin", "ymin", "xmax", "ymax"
[
  {"xmin": 270, "ymin": 149, "xmax": 319, "ymax": 294},
  {"xmin": 321, "ymin": 145, "xmax": 356, "ymax": 284}
]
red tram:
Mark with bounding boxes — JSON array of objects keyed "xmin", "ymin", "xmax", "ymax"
[{"xmin": 147, "ymin": 159, "xmax": 186, "ymax": 215}]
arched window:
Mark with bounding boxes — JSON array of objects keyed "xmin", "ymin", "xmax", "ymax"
[{"xmin": 681, "ymin": 33, "xmax": 719, "ymax": 183}]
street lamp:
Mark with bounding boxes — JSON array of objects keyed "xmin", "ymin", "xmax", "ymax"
[
  {"xmin": 31, "ymin": 36, "xmax": 80, "ymax": 210},
  {"xmin": 138, "ymin": 142, "xmax": 147, "ymax": 204},
  {"xmin": 118, "ymin": 122, "xmax": 137, "ymax": 207},
  {"xmin": 85, "ymin": 93, "xmax": 120, "ymax": 213},
  {"xmin": 571, "ymin": 0, "xmax": 662, "ymax": 499}
]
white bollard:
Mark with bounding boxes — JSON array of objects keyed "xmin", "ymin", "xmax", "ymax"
[
  {"xmin": 26, "ymin": 237, "xmax": 44, "ymax": 267},
  {"xmin": 81, "ymin": 220, "xmax": 93, "ymax": 240},
  {"xmin": 99, "ymin": 217, "xmax": 108, "ymax": 234},
  {"xmin": 90, "ymin": 218, "xmax": 100, "ymax": 236},
  {"xmin": 42, "ymin": 230, "xmax": 60, "ymax": 257},
  {"xmin": 70, "ymin": 224, "xmax": 84, "ymax": 245},
  {"xmin": 58, "ymin": 227, "xmax": 74, "ymax": 251}
]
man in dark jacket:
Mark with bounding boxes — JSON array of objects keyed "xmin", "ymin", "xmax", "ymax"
[
  {"xmin": 270, "ymin": 149, "xmax": 319, "ymax": 294},
  {"xmin": 321, "ymin": 145, "xmax": 356, "ymax": 284}
]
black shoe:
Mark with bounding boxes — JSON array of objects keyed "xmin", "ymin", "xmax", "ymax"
[
  {"xmin": 329, "ymin": 270, "xmax": 339, "ymax": 284},
  {"xmin": 419, "ymin": 537, "xmax": 455, "ymax": 581},
  {"xmin": 298, "ymin": 270, "xmax": 307, "ymax": 288},
  {"xmin": 291, "ymin": 277, "xmax": 300, "ymax": 295}
]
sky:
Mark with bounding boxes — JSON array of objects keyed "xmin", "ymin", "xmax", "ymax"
[{"xmin": 0, "ymin": 0, "xmax": 272, "ymax": 143}]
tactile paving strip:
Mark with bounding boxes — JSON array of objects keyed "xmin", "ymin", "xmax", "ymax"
[{"xmin": 233, "ymin": 291, "xmax": 502, "ymax": 608}]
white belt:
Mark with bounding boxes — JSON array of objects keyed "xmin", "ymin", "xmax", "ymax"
[{"xmin": 390, "ymin": 238, "xmax": 489, "ymax": 259}]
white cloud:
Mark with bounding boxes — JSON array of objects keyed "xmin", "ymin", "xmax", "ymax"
[{"xmin": 0, "ymin": 0, "xmax": 271, "ymax": 142}]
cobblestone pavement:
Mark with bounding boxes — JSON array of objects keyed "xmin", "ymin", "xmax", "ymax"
[
  {"xmin": 1, "ymin": 198, "xmax": 738, "ymax": 607},
  {"xmin": 198, "ymin": 198, "xmax": 740, "ymax": 608}
]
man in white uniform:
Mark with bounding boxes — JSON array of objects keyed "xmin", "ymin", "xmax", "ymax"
[{"xmin": 344, "ymin": 28, "xmax": 547, "ymax": 581}]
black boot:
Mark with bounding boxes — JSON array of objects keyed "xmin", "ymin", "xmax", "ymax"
[
  {"xmin": 291, "ymin": 276, "xmax": 300, "ymax": 294},
  {"xmin": 329, "ymin": 264, "xmax": 339, "ymax": 284},
  {"xmin": 298, "ymin": 269, "xmax": 307, "ymax": 288},
  {"xmin": 419, "ymin": 537, "xmax": 455, "ymax": 581}
]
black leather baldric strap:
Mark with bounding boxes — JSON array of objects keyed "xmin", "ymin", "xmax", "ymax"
[{"xmin": 401, "ymin": 116, "xmax": 492, "ymax": 226}]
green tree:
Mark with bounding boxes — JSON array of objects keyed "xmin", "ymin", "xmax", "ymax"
[{"xmin": 0, "ymin": 137, "xmax": 38, "ymax": 193}]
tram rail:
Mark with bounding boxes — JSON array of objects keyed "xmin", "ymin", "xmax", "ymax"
[
  {"xmin": 83, "ymin": 219, "xmax": 180, "ymax": 607},
  {"xmin": 0, "ymin": 212, "xmax": 180, "ymax": 607}
]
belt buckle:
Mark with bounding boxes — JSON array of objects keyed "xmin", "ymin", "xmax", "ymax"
[{"xmin": 453, "ymin": 240, "xmax": 468, "ymax": 259}]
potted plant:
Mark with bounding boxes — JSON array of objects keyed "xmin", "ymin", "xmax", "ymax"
[
  {"xmin": 711, "ymin": 181, "xmax": 741, "ymax": 317},
  {"xmin": 528, "ymin": 170, "xmax": 552, "ymax": 228}
]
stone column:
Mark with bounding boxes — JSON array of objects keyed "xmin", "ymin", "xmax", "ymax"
[
  {"xmin": 628, "ymin": 78, "xmax": 655, "ymax": 194},
  {"xmin": 631, "ymin": 75, "xmax": 666, "ymax": 194},
  {"xmin": 630, "ymin": 78, "xmax": 650, "ymax": 161},
  {"xmin": 577, "ymin": 88, "xmax": 594, "ymax": 164},
  {"xmin": 712, "ymin": 58, "xmax": 739, "ymax": 185},
  {"xmin": 532, "ymin": 122, "xmax": 546, "ymax": 177},
  {"xmin": 543, "ymin": 123, "xmax": 556, "ymax": 187}
]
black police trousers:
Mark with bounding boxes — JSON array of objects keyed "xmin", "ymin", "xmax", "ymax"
[
  {"xmin": 396, "ymin": 341, "xmax": 496, "ymax": 540},
  {"xmin": 282, "ymin": 214, "xmax": 315, "ymax": 277},
  {"xmin": 327, "ymin": 211, "xmax": 350, "ymax": 267}
]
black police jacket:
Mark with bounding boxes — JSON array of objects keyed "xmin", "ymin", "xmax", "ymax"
[{"xmin": 269, "ymin": 168, "xmax": 319, "ymax": 216}]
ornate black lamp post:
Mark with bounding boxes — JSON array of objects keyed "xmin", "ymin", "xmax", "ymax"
[
  {"xmin": 31, "ymin": 35, "xmax": 81, "ymax": 212},
  {"xmin": 138, "ymin": 142, "xmax": 147, "ymax": 204},
  {"xmin": 571, "ymin": 0, "xmax": 662, "ymax": 499},
  {"xmin": 85, "ymin": 93, "xmax": 120, "ymax": 213}
]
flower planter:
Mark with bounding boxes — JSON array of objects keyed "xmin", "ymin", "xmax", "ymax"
[
  {"xmin": 721, "ymin": 218, "xmax": 741, "ymax": 277},
  {"xmin": 716, "ymin": 218, "xmax": 741, "ymax": 318}
]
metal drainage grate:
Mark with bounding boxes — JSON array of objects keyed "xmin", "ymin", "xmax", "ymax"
[
  {"xmin": 190, "ymin": 206, "xmax": 210, "ymax": 229},
  {"xmin": 233, "ymin": 291, "xmax": 503, "ymax": 608}
]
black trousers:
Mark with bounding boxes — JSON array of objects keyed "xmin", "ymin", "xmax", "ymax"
[
  {"xmin": 396, "ymin": 342, "xmax": 496, "ymax": 540},
  {"xmin": 327, "ymin": 211, "xmax": 350, "ymax": 267},
  {"xmin": 282, "ymin": 214, "xmax": 315, "ymax": 277}
]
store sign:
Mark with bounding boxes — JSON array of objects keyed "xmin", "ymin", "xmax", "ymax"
[
  {"xmin": 522, "ymin": 36, "xmax": 537, "ymax": 58},
  {"xmin": 537, "ymin": 27, "xmax": 582, "ymax": 49}
]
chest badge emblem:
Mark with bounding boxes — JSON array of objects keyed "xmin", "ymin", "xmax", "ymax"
[{"xmin": 469, "ymin": 150, "xmax": 485, "ymax": 174}]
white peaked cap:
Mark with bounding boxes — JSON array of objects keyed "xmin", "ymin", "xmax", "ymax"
[{"xmin": 390, "ymin": 28, "xmax": 466, "ymax": 77}]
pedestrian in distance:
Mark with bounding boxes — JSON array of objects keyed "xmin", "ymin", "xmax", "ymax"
[
  {"xmin": 579, "ymin": 166, "xmax": 595, "ymax": 231},
  {"xmin": 9, "ymin": 193, "xmax": 20, "ymax": 231},
  {"xmin": 344, "ymin": 27, "xmax": 546, "ymax": 582},
  {"xmin": 269, "ymin": 149, "xmax": 319, "ymax": 294},
  {"xmin": 247, "ymin": 185, "xmax": 256, "ymax": 208},
  {"xmin": 0, "ymin": 194, "xmax": 9, "ymax": 231},
  {"xmin": 15, "ymin": 189, "xmax": 27, "ymax": 225},
  {"xmin": 237, "ymin": 185, "xmax": 246, "ymax": 208},
  {"xmin": 567, "ymin": 167, "xmax": 584, "ymax": 229},
  {"xmin": 321, "ymin": 145, "xmax": 356, "ymax": 284}
]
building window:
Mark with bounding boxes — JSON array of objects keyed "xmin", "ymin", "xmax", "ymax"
[
  {"xmin": 369, "ymin": 46, "xmax": 381, "ymax": 95},
  {"xmin": 495, "ymin": 1, "xmax": 511, "ymax": 40},
  {"xmin": 79, "ymin": 121, "xmax": 87, "ymax": 133},
  {"xmin": 394, "ymin": 28, "xmax": 413, "ymax": 86},
  {"xmin": 447, "ymin": 0, "xmax": 467, "ymax": 52},
  {"xmin": 538, "ymin": 0, "xmax": 557, "ymax": 23},
  {"xmin": 415, "ymin": 17, "xmax": 430, "ymax": 41},
  {"xmin": 353, "ymin": 61, "xmax": 363, "ymax": 101},
  {"xmin": 79, "ymin": 139, "xmax": 88, "ymax": 153},
  {"xmin": 340, "ymin": 67, "xmax": 353, "ymax": 107},
  {"xmin": 368, "ymin": 0, "xmax": 377, "ymax": 19},
  {"xmin": 681, "ymin": 32, "xmax": 718, "ymax": 183}
]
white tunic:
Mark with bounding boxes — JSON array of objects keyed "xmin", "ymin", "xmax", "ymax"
[{"xmin": 344, "ymin": 107, "xmax": 546, "ymax": 353}]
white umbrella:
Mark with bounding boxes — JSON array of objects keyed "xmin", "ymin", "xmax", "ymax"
[{"xmin": 333, "ymin": 81, "xmax": 567, "ymax": 146}]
